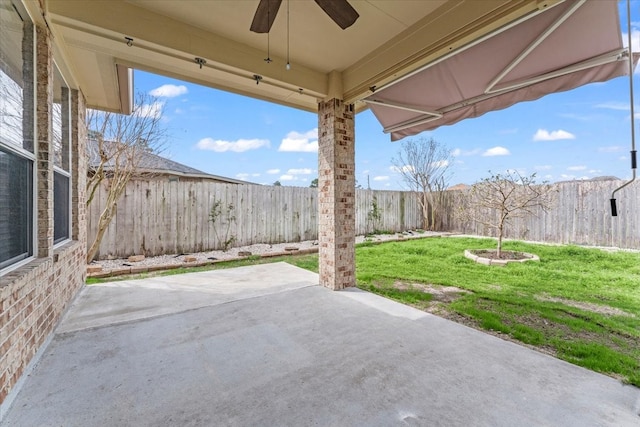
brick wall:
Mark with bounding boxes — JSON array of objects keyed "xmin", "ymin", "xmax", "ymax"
[
  {"xmin": 0, "ymin": 19, "xmax": 87, "ymax": 407},
  {"xmin": 0, "ymin": 242, "xmax": 85, "ymax": 404}
]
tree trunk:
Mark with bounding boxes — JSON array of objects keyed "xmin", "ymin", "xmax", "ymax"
[
  {"xmin": 86, "ymin": 204, "xmax": 115, "ymax": 262},
  {"xmin": 420, "ymin": 193, "xmax": 430, "ymax": 230}
]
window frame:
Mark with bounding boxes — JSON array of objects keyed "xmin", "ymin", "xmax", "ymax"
[
  {"xmin": 52, "ymin": 64, "xmax": 72, "ymax": 248},
  {"xmin": 0, "ymin": 1, "xmax": 36, "ymax": 275}
]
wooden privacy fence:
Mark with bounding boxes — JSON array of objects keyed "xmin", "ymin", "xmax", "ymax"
[
  {"xmin": 87, "ymin": 181, "xmax": 423, "ymax": 259},
  {"xmin": 88, "ymin": 178, "xmax": 639, "ymax": 259},
  {"xmin": 444, "ymin": 179, "xmax": 639, "ymax": 249}
]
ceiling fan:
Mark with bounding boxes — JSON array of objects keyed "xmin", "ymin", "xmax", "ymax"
[{"xmin": 250, "ymin": 0, "xmax": 359, "ymax": 33}]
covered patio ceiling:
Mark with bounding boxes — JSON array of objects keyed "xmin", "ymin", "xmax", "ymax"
[{"xmin": 45, "ymin": 0, "xmax": 562, "ymax": 114}]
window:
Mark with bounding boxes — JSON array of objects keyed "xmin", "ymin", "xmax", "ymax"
[
  {"xmin": 53, "ymin": 67, "xmax": 71, "ymax": 245},
  {"xmin": 0, "ymin": 0, "xmax": 34, "ymax": 271},
  {"xmin": 0, "ymin": 147, "xmax": 33, "ymax": 268},
  {"xmin": 53, "ymin": 171, "xmax": 69, "ymax": 243}
]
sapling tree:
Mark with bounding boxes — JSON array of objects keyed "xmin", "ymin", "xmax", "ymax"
[
  {"xmin": 463, "ymin": 170, "xmax": 555, "ymax": 257},
  {"xmin": 391, "ymin": 137, "xmax": 453, "ymax": 230},
  {"xmin": 85, "ymin": 93, "xmax": 167, "ymax": 262}
]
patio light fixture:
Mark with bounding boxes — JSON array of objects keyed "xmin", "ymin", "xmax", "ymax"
[
  {"xmin": 285, "ymin": 0, "xmax": 290, "ymax": 70},
  {"xmin": 195, "ymin": 57, "xmax": 206, "ymax": 69}
]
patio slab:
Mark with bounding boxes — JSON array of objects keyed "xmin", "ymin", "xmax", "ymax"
[{"xmin": 2, "ymin": 262, "xmax": 639, "ymax": 426}]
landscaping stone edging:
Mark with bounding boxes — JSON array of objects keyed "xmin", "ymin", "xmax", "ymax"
[
  {"xmin": 464, "ymin": 249, "xmax": 540, "ymax": 266},
  {"xmin": 86, "ymin": 233, "xmax": 457, "ymax": 279}
]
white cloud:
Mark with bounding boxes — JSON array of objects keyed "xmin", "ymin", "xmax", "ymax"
[
  {"xmin": 236, "ymin": 173, "xmax": 250, "ymax": 181},
  {"xmin": 280, "ymin": 174, "xmax": 295, "ymax": 181},
  {"xmin": 559, "ymin": 113, "xmax": 597, "ymax": 121},
  {"xmin": 149, "ymin": 84, "xmax": 188, "ymax": 98},
  {"xmin": 532, "ymin": 129, "xmax": 576, "ymax": 141},
  {"xmin": 373, "ymin": 176, "xmax": 389, "ymax": 181},
  {"xmin": 598, "ymin": 146, "xmax": 623, "ymax": 153},
  {"xmin": 390, "ymin": 165, "xmax": 414, "ymax": 173},
  {"xmin": 133, "ymin": 101, "xmax": 164, "ymax": 119},
  {"xmin": 567, "ymin": 165, "xmax": 586, "ymax": 171},
  {"xmin": 534, "ymin": 165, "xmax": 552, "ymax": 171},
  {"xmin": 622, "ymin": 29, "xmax": 640, "ymax": 54},
  {"xmin": 594, "ymin": 102, "xmax": 631, "ymax": 111},
  {"xmin": 196, "ymin": 138, "xmax": 270, "ymax": 153},
  {"xmin": 452, "ymin": 148, "xmax": 481, "ymax": 156},
  {"xmin": 252, "ymin": 173, "xmax": 261, "ymax": 177},
  {"xmin": 266, "ymin": 168, "xmax": 280, "ymax": 174},
  {"xmin": 560, "ymin": 174, "xmax": 589, "ymax": 181},
  {"xmin": 287, "ymin": 168, "xmax": 313, "ymax": 175},
  {"xmin": 278, "ymin": 128, "xmax": 318, "ymax": 152},
  {"xmin": 588, "ymin": 169, "xmax": 601, "ymax": 174},
  {"xmin": 431, "ymin": 160, "xmax": 450, "ymax": 168},
  {"xmin": 482, "ymin": 146, "xmax": 510, "ymax": 156}
]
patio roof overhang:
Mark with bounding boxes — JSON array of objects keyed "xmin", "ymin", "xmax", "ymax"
[
  {"xmin": 45, "ymin": 0, "xmax": 559, "ymax": 114},
  {"xmin": 363, "ymin": 0, "xmax": 636, "ymax": 140}
]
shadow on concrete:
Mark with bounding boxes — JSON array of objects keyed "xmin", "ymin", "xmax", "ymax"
[{"xmin": 2, "ymin": 262, "xmax": 639, "ymax": 426}]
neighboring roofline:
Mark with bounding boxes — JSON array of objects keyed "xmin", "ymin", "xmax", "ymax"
[
  {"xmin": 134, "ymin": 168, "xmax": 254, "ymax": 184},
  {"xmin": 88, "ymin": 165, "xmax": 254, "ymax": 184}
]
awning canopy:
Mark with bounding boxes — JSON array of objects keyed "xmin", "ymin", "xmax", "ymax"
[{"xmin": 365, "ymin": 0, "xmax": 636, "ymax": 141}]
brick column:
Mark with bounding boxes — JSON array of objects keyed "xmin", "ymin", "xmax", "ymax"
[
  {"xmin": 35, "ymin": 24, "xmax": 53, "ymax": 258},
  {"xmin": 70, "ymin": 89, "xmax": 87, "ymax": 247},
  {"xmin": 318, "ymin": 99, "xmax": 355, "ymax": 290}
]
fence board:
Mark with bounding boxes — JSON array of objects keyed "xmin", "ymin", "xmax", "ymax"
[
  {"xmin": 446, "ymin": 179, "xmax": 639, "ymax": 249},
  {"xmin": 87, "ymin": 179, "xmax": 639, "ymax": 259}
]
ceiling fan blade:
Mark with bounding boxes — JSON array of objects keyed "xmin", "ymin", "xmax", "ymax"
[
  {"xmin": 250, "ymin": 0, "xmax": 283, "ymax": 33},
  {"xmin": 314, "ymin": 0, "xmax": 359, "ymax": 30}
]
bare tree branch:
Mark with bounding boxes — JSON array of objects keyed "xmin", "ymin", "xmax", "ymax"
[
  {"xmin": 85, "ymin": 92, "xmax": 168, "ymax": 262},
  {"xmin": 391, "ymin": 137, "xmax": 453, "ymax": 231},
  {"xmin": 460, "ymin": 170, "xmax": 556, "ymax": 257}
]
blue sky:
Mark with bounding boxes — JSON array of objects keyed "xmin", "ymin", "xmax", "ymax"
[{"xmin": 133, "ymin": 2, "xmax": 640, "ymax": 190}]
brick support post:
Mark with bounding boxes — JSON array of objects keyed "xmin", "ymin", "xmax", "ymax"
[
  {"xmin": 35, "ymin": 25, "xmax": 53, "ymax": 258},
  {"xmin": 318, "ymin": 99, "xmax": 355, "ymax": 290},
  {"xmin": 70, "ymin": 89, "xmax": 87, "ymax": 246}
]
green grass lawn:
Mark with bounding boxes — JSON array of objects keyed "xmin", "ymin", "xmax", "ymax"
[
  {"xmin": 87, "ymin": 237, "xmax": 640, "ymax": 386},
  {"xmin": 355, "ymin": 237, "xmax": 640, "ymax": 387}
]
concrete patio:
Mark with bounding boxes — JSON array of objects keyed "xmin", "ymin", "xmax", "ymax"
[{"xmin": 2, "ymin": 262, "xmax": 639, "ymax": 426}]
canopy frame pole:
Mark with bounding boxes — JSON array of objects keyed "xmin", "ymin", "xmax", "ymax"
[
  {"xmin": 382, "ymin": 49, "xmax": 628, "ymax": 134},
  {"xmin": 485, "ymin": 0, "xmax": 586, "ymax": 94},
  {"xmin": 611, "ymin": 0, "xmax": 637, "ymax": 217},
  {"xmin": 364, "ymin": 99, "xmax": 442, "ymax": 119},
  {"xmin": 363, "ymin": 1, "xmax": 565, "ymax": 97}
]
